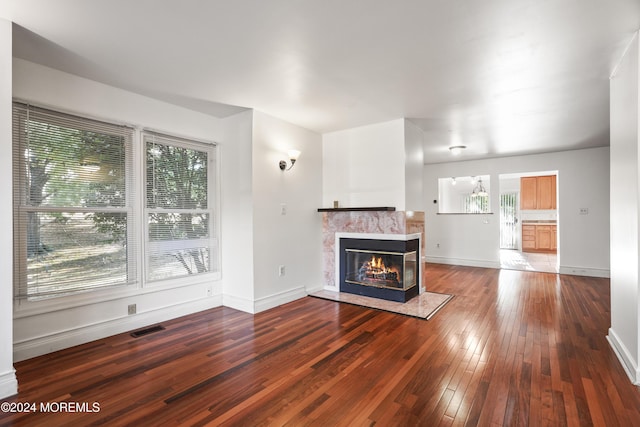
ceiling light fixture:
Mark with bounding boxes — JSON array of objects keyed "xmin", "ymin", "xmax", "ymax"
[
  {"xmin": 279, "ymin": 149, "xmax": 301, "ymax": 171},
  {"xmin": 472, "ymin": 178, "xmax": 488, "ymax": 197},
  {"xmin": 449, "ymin": 145, "xmax": 466, "ymax": 155}
]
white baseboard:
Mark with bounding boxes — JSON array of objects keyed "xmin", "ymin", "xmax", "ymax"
[
  {"xmin": 14, "ymin": 287, "xmax": 310, "ymax": 363},
  {"xmin": 0, "ymin": 369, "xmax": 18, "ymax": 399},
  {"xmin": 607, "ymin": 328, "xmax": 640, "ymax": 385},
  {"xmin": 14, "ymin": 296, "xmax": 223, "ymax": 362},
  {"xmin": 559, "ymin": 266, "xmax": 610, "ymax": 278},
  {"xmin": 424, "ymin": 257, "xmax": 610, "ymax": 278},
  {"xmin": 222, "ymin": 294, "xmax": 255, "ymax": 314},
  {"xmin": 254, "ymin": 286, "xmax": 307, "ymax": 313},
  {"xmin": 306, "ymin": 284, "xmax": 327, "ymax": 294},
  {"xmin": 425, "ymin": 256, "xmax": 500, "ymax": 270}
]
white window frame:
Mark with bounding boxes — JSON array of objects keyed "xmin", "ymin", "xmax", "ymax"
[
  {"xmin": 142, "ymin": 130, "xmax": 220, "ymax": 285},
  {"xmin": 12, "ymin": 102, "xmax": 221, "ymax": 308},
  {"xmin": 12, "ymin": 102, "xmax": 137, "ymax": 300}
]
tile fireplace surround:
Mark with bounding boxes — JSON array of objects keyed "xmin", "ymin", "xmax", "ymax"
[{"xmin": 320, "ymin": 209, "xmax": 425, "ymax": 291}]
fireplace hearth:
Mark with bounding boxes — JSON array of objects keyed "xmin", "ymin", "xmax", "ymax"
[{"xmin": 339, "ymin": 236, "xmax": 419, "ymax": 303}]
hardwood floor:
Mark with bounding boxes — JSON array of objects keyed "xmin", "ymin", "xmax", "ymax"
[{"xmin": 2, "ymin": 264, "xmax": 639, "ymax": 426}]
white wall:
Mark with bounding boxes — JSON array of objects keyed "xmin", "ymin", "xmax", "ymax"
[
  {"xmin": 424, "ymin": 147, "xmax": 610, "ymax": 276},
  {"xmin": 323, "ymin": 119, "xmax": 406, "ymax": 209},
  {"xmin": 251, "ymin": 111, "xmax": 323, "ymax": 310},
  {"xmin": 609, "ymin": 31, "xmax": 640, "ymax": 384},
  {"xmin": 12, "ymin": 59, "xmax": 226, "ymax": 361},
  {"xmin": 0, "ymin": 18, "xmax": 17, "ymax": 399},
  {"xmin": 220, "ymin": 110, "xmax": 255, "ymax": 312},
  {"xmin": 404, "ymin": 119, "xmax": 425, "ymax": 212},
  {"xmin": 9, "ymin": 59, "xmax": 325, "ymax": 363}
]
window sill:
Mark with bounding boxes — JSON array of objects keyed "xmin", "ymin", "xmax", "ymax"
[{"xmin": 13, "ymin": 272, "xmax": 221, "ymax": 318}]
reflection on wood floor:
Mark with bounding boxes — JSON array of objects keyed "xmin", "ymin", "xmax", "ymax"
[
  {"xmin": 2, "ymin": 264, "xmax": 637, "ymax": 426},
  {"xmin": 500, "ymin": 249, "xmax": 558, "ymax": 273}
]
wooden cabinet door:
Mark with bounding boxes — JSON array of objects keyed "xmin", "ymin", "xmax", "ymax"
[
  {"xmin": 551, "ymin": 175, "xmax": 557, "ymax": 209},
  {"xmin": 536, "ymin": 226, "xmax": 552, "ymax": 250},
  {"xmin": 551, "ymin": 225, "xmax": 557, "ymax": 250},
  {"xmin": 522, "ymin": 225, "xmax": 536, "ymax": 251},
  {"xmin": 536, "ymin": 176, "xmax": 555, "ymax": 210},
  {"xmin": 521, "ymin": 177, "xmax": 537, "ymax": 210}
]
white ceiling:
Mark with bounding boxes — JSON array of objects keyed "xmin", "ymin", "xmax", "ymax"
[{"xmin": 1, "ymin": 0, "xmax": 639, "ymax": 164}]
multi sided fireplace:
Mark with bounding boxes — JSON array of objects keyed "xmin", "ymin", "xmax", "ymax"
[{"xmin": 339, "ymin": 236, "xmax": 420, "ymax": 303}]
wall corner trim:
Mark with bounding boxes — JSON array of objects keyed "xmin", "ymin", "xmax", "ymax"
[
  {"xmin": 0, "ymin": 369, "xmax": 18, "ymax": 399},
  {"xmin": 607, "ymin": 328, "xmax": 640, "ymax": 385},
  {"xmin": 254, "ymin": 287, "xmax": 307, "ymax": 313},
  {"xmin": 222, "ymin": 294, "xmax": 255, "ymax": 314}
]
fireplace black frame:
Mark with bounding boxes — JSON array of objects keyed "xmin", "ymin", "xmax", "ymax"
[{"xmin": 339, "ymin": 237, "xmax": 420, "ymax": 303}]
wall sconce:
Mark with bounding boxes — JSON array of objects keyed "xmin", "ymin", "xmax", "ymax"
[{"xmin": 279, "ymin": 149, "xmax": 301, "ymax": 171}]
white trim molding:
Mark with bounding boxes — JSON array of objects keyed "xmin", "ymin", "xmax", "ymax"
[
  {"xmin": 558, "ymin": 266, "xmax": 610, "ymax": 278},
  {"xmin": 254, "ymin": 286, "xmax": 307, "ymax": 313},
  {"xmin": 222, "ymin": 294, "xmax": 255, "ymax": 314},
  {"xmin": 0, "ymin": 369, "xmax": 18, "ymax": 399},
  {"xmin": 607, "ymin": 328, "xmax": 640, "ymax": 385},
  {"xmin": 425, "ymin": 256, "xmax": 500, "ymax": 270}
]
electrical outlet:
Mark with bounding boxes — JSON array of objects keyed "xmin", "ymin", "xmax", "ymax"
[
  {"xmin": 280, "ymin": 203, "xmax": 287, "ymax": 215},
  {"xmin": 579, "ymin": 208, "xmax": 589, "ymax": 215},
  {"xmin": 436, "ymin": 243, "xmax": 440, "ymax": 248},
  {"xmin": 279, "ymin": 265, "xmax": 285, "ymax": 276},
  {"xmin": 128, "ymin": 304, "xmax": 136, "ymax": 315}
]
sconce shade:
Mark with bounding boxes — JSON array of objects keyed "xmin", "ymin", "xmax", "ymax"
[
  {"xmin": 287, "ymin": 150, "xmax": 301, "ymax": 161},
  {"xmin": 279, "ymin": 149, "xmax": 301, "ymax": 171}
]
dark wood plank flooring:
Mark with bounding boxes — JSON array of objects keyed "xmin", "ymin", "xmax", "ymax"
[{"xmin": 2, "ymin": 264, "xmax": 639, "ymax": 426}]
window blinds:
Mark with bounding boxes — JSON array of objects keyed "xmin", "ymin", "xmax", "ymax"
[
  {"xmin": 12, "ymin": 102, "xmax": 136, "ymax": 298},
  {"xmin": 143, "ymin": 131, "xmax": 217, "ymax": 282}
]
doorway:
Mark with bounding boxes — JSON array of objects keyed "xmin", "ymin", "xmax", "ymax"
[
  {"xmin": 499, "ymin": 192, "xmax": 518, "ymax": 249},
  {"xmin": 498, "ymin": 172, "xmax": 558, "ymax": 273}
]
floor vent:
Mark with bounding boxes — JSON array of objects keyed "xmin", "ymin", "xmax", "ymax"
[{"xmin": 130, "ymin": 325, "xmax": 165, "ymax": 338}]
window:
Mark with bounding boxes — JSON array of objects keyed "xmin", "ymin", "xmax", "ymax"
[
  {"xmin": 438, "ymin": 175, "xmax": 491, "ymax": 214},
  {"xmin": 12, "ymin": 103, "xmax": 220, "ymax": 300},
  {"xmin": 12, "ymin": 103, "xmax": 135, "ymax": 298},
  {"xmin": 462, "ymin": 193, "xmax": 490, "ymax": 214},
  {"xmin": 144, "ymin": 132, "xmax": 217, "ymax": 282}
]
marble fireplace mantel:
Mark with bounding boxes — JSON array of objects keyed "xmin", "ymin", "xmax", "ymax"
[{"xmin": 320, "ymin": 210, "xmax": 425, "ymax": 292}]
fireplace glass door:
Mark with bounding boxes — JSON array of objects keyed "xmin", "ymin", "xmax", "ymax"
[{"xmin": 344, "ymin": 249, "xmax": 417, "ymax": 291}]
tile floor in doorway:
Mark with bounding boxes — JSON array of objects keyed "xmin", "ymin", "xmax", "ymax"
[{"xmin": 500, "ymin": 249, "xmax": 558, "ymax": 273}]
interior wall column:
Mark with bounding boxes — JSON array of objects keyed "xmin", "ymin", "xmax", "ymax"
[{"xmin": 0, "ymin": 18, "xmax": 18, "ymax": 398}]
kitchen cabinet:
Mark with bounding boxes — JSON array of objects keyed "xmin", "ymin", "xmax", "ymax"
[
  {"xmin": 536, "ymin": 226, "xmax": 553, "ymax": 250},
  {"xmin": 522, "ymin": 223, "xmax": 557, "ymax": 253},
  {"xmin": 522, "ymin": 225, "xmax": 536, "ymax": 250},
  {"xmin": 521, "ymin": 177, "xmax": 538, "ymax": 210},
  {"xmin": 520, "ymin": 175, "xmax": 556, "ymax": 210}
]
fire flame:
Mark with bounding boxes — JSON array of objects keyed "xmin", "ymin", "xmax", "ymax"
[{"xmin": 367, "ymin": 256, "xmax": 400, "ymax": 276}]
